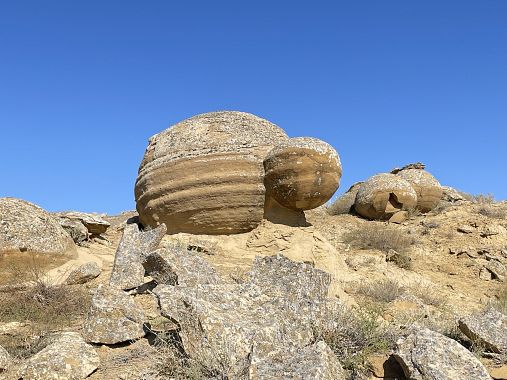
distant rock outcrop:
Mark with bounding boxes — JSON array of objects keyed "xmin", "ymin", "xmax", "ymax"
[
  {"xmin": 135, "ymin": 111, "xmax": 289, "ymax": 234},
  {"xmin": 327, "ymin": 182, "xmax": 363, "ymax": 215},
  {"xmin": 263, "ymin": 137, "xmax": 342, "ymax": 211},
  {"xmin": 0, "ymin": 197, "xmax": 75, "ymax": 256},
  {"xmin": 56, "ymin": 211, "xmax": 110, "ymax": 235},
  {"xmin": 354, "ymin": 174, "xmax": 418, "ymax": 220}
]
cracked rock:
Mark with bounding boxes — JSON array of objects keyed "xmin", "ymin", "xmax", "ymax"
[{"xmin": 459, "ymin": 309, "xmax": 507, "ymax": 354}]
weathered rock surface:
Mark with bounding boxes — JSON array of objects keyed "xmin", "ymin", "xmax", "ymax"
[
  {"xmin": 83, "ymin": 285, "xmax": 145, "ymax": 344},
  {"xmin": 56, "ymin": 211, "xmax": 110, "ymax": 235},
  {"xmin": 17, "ymin": 332, "xmax": 99, "ymax": 380},
  {"xmin": 327, "ymin": 182, "xmax": 363, "ymax": 215},
  {"xmin": 263, "ymin": 137, "xmax": 342, "ymax": 211},
  {"xmin": 394, "ymin": 325, "xmax": 491, "ymax": 380},
  {"xmin": 154, "ymin": 254, "xmax": 333, "ymax": 377},
  {"xmin": 485, "ymin": 259, "xmax": 506, "ymax": 281},
  {"xmin": 65, "ymin": 261, "xmax": 101, "ymax": 285},
  {"xmin": 109, "ymin": 223, "xmax": 166, "ymax": 290},
  {"xmin": 0, "ymin": 344, "xmax": 10, "ymax": 371},
  {"xmin": 249, "ymin": 341, "xmax": 345, "ymax": 380},
  {"xmin": 354, "ymin": 174, "xmax": 418, "ymax": 220},
  {"xmin": 459, "ymin": 309, "xmax": 507, "ymax": 354},
  {"xmin": 58, "ymin": 217, "xmax": 89, "ymax": 245},
  {"xmin": 0, "ymin": 197, "xmax": 75, "ymax": 255},
  {"xmin": 441, "ymin": 186, "xmax": 467, "ymax": 203},
  {"xmin": 135, "ymin": 111, "xmax": 289, "ymax": 234},
  {"xmin": 393, "ymin": 164, "xmax": 443, "ymax": 212},
  {"xmin": 144, "ymin": 247, "xmax": 223, "ymax": 287}
]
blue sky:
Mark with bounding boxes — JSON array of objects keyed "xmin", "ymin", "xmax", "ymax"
[{"xmin": 1, "ymin": 1, "xmax": 506, "ymax": 214}]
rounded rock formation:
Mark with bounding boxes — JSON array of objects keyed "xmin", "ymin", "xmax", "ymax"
[
  {"xmin": 263, "ymin": 137, "xmax": 342, "ymax": 211},
  {"xmin": 395, "ymin": 168, "xmax": 443, "ymax": 212},
  {"xmin": 135, "ymin": 111, "xmax": 288, "ymax": 234},
  {"xmin": 354, "ymin": 174, "xmax": 418, "ymax": 220},
  {"xmin": 0, "ymin": 198, "xmax": 75, "ymax": 255}
]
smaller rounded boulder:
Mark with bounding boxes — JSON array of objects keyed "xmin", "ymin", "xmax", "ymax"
[
  {"xmin": 263, "ymin": 137, "xmax": 342, "ymax": 211},
  {"xmin": 354, "ymin": 173, "xmax": 418, "ymax": 220},
  {"xmin": 394, "ymin": 167, "xmax": 443, "ymax": 212}
]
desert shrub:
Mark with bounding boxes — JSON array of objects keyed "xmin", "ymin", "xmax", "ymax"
[
  {"xmin": 472, "ymin": 193, "xmax": 495, "ymax": 204},
  {"xmin": 406, "ymin": 283, "xmax": 446, "ymax": 307},
  {"xmin": 431, "ymin": 200, "xmax": 453, "ymax": 214},
  {"xmin": 356, "ymin": 279, "xmax": 405, "ymax": 303},
  {"xmin": 403, "ymin": 206, "xmax": 422, "ymax": 219},
  {"xmin": 386, "ymin": 250, "xmax": 413, "ymax": 270},
  {"xmin": 314, "ymin": 304, "xmax": 396, "ymax": 378},
  {"xmin": 477, "ymin": 205, "xmax": 507, "ymax": 219},
  {"xmin": 342, "ymin": 223, "xmax": 415, "ymax": 254},
  {"xmin": 494, "ymin": 284, "xmax": 507, "ymax": 314}
]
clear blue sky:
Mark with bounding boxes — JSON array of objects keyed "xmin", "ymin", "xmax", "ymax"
[{"xmin": 1, "ymin": 1, "xmax": 506, "ymax": 214}]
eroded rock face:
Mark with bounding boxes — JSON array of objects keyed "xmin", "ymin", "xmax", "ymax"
[
  {"xmin": 263, "ymin": 137, "xmax": 342, "ymax": 211},
  {"xmin": 327, "ymin": 182, "xmax": 363, "ymax": 216},
  {"xmin": 56, "ymin": 211, "xmax": 110, "ymax": 235},
  {"xmin": 17, "ymin": 332, "xmax": 99, "ymax": 380},
  {"xmin": 393, "ymin": 164, "xmax": 443, "ymax": 212},
  {"xmin": 354, "ymin": 174, "xmax": 418, "ymax": 220},
  {"xmin": 0, "ymin": 344, "xmax": 10, "ymax": 371},
  {"xmin": 58, "ymin": 218, "xmax": 89, "ymax": 245},
  {"xmin": 83, "ymin": 285, "xmax": 145, "ymax": 344},
  {"xmin": 109, "ymin": 223, "xmax": 166, "ymax": 290},
  {"xmin": 0, "ymin": 198, "xmax": 75, "ymax": 256},
  {"xmin": 65, "ymin": 261, "xmax": 101, "ymax": 285},
  {"xmin": 394, "ymin": 325, "xmax": 491, "ymax": 380},
  {"xmin": 135, "ymin": 111, "xmax": 289, "ymax": 234},
  {"xmin": 459, "ymin": 309, "xmax": 507, "ymax": 354}
]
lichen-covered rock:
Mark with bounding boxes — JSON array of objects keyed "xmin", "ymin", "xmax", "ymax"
[
  {"xmin": 143, "ymin": 247, "xmax": 223, "ymax": 287},
  {"xmin": 65, "ymin": 261, "xmax": 101, "ymax": 285},
  {"xmin": 109, "ymin": 223, "xmax": 166, "ymax": 290},
  {"xmin": 135, "ymin": 111, "xmax": 288, "ymax": 234},
  {"xmin": 83, "ymin": 285, "xmax": 145, "ymax": 344},
  {"xmin": 354, "ymin": 174, "xmax": 418, "ymax": 220},
  {"xmin": 459, "ymin": 309, "xmax": 507, "ymax": 354},
  {"xmin": 17, "ymin": 332, "xmax": 99, "ymax": 380},
  {"xmin": 393, "ymin": 164, "xmax": 443, "ymax": 212},
  {"xmin": 0, "ymin": 197, "xmax": 75, "ymax": 256},
  {"xmin": 327, "ymin": 182, "xmax": 363, "ymax": 215},
  {"xmin": 58, "ymin": 217, "xmax": 89, "ymax": 245},
  {"xmin": 263, "ymin": 137, "xmax": 342, "ymax": 211},
  {"xmin": 0, "ymin": 344, "xmax": 10, "ymax": 371},
  {"xmin": 394, "ymin": 325, "xmax": 491, "ymax": 380},
  {"xmin": 249, "ymin": 341, "xmax": 345, "ymax": 380},
  {"xmin": 56, "ymin": 211, "xmax": 110, "ymax": 235}
]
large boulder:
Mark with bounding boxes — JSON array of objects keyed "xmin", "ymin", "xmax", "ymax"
[
  {"xmin": 392, "ymin": 163, "xmax": 443, "ymax": 212},
  {"xmin": 135, "ymin": 111, "xmax": 288, "ymax": 234},
  {"xmin": 394, "ymin": 325, "xmax": 491, "ymax": 380},
  {"xmin": 354, "ymin": 174, "xmax": 418, "ymax": 220},
  {"xmin": 459, "ymin": 309, "xmax": 507, "ymax": 354},
  {"xmin": 0, "ymin": 198, "xmax": 75, "ymax": 256},
  {"xmin": 65, "ymin": 261, "xmax": 101, "ymax": 285},
  {"xmin": 56, "ymin": 211, "xmax": 110, "ymax": 235},
  {"xmin": 263, "ymin": 137, "xmax": 342, "ymax": 211},
  {"xmin": 327, "ymin": 182, "xmax": 363, "ymax": 215},
  {"xmin": 17, "ymin": 332, "xmax": 99, "ymax": 380}
]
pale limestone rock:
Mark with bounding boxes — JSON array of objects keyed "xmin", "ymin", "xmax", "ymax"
[
  {"xmin": 83, "ymin": 285, "xmax": 145, "ymax": 344},
  {"xmin": 109, "ymin": 223, "xmax": 166, "ymax": 290},
  {"xmin": 459, "ymin": 309, "xmax": 507, "ymax": 354},
  {"xmin": 17, "ymin": 332, "xmax": 99, "ymax": 380},
  {"xmin": 65, "ymin": 261, "xmax": 101, "ymax": 285},
  {"xmin": 56, "ymin": 211, "xmax": 110, "ymax": 235}
]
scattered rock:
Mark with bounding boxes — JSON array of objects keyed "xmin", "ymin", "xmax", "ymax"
[
  {"xmin": 58, "ymin": 217, "xmax": 89, "ymax": 245},
  {"xmin": 481, "ymin": 225, "xmax": 502, "ymax": 238},
  {"xmin": 394, "ymin": 325, "xmax": 491, "ymax": 380},
  {"xmin": 479, "ymin": 267, "xmax": 493, "ymax": 281},
  {"xmin": 485, "ymin": 259, "xmax": 506, "ymax": 281},
  {"xmin": 263, "ymin": 137, "xmax": 342, "ymax": 211},
  {"xmin": 83, "ymin": 285, "xmax": 145, "ymax": 344},
  {"xmin": 56, "ymin": 211, "xmax": 110, "ymax": 235},
  {"xmin": 109, "ymin": 223, "xmax": 166, "ymax": 290},
  {"xmin": 327, "ymin": 182, "xmax": 363, "ymax": 215},
  {"xmin": 458, "ymin": 224, "xmax": 476, "ymax": 234},
  {"xmin": 459, "ymin": 309, "xmax": 507, "ymax": 354},
  {"xmin": 65, "ymin": 261, "xmax": 101, "ymax": 285},
  {"xmin": 0, "ymin": 344, "xmax": 10, "ymax": 371},
  {"xmin": 17, "ymin": 332, "xmax": 99, "ymax": 380},
  {"xmin": 389, "ymin": 210, "xmax": 409, "ymax": 224},
  {"xmin": 354, "ymin": 173, "xmax": 418, "ymax": 220},
  {"xmin": 0, "ymin": 197, "xmax": 75, "ymax": 255},
  {"xmin": 135, "ymin": 111, "xmax": 289, "ymax": 234},
  {"xmin": 490, "ymin": 365, "xmax": 507, "ymax": 380},
  {"xmin": 143, "ymin": 247, "xmax": 223, "ymax": 287}
]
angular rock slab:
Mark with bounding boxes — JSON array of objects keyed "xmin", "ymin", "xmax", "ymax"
[
  {"xmin": 0, "ymin": 344, "xmax": 10, "ymax": 370},
  {"xmin": 459, "ymin": 309, "xmax": 507, "ymax": 354},
  {"xmin": 57, "ymin": 211, "xmax": 110, "ymax": 234},
  {"xmin": 394, "ymin": 325, "xmax": 491, "ymax": 380},
  {"xmin": 17, "ymin": 332, "xmax": 99, "ymax": 380},
  {"xmin": 249, "ymin": 341, "xmax": 345, "ymax": 380},
  {"xmin": 109, "ymin": 223, "xmax": 166, "ymax": 289},
  {"xmin": 58, "ymin": 217, "xmax": 89, "ymax": 245},
  {"xmin": 83, "ymin": 284, "xmax": 145, "ymax": 344},
  {"xmin": 65, "ymin": 261, "xmax": 101, "ymax": 285},
  {"xmin": 143, "ymin": 247, "xmax": 223, "ymax": 287}
]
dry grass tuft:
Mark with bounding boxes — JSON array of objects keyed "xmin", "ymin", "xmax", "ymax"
[
  {"xmin": 356, "ymin": 279, "xmax": 405, "ymax": 303},
  {"xmin": 342, "ymin": 223, "xmax": 415, "ymax": 254},
  {"xmin": 472, "ymin": 193, "xmax": 496, "ymax": 204},
  {"xmin": 477, "ymin": 205, "xmax": 507, "ymax": 219}
]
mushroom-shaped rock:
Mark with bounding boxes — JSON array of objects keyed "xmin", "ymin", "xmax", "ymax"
[
  {"xmin": 392, "ymin": 163, "xmax": 443, "ymax": 212},
  {"xmin": 354, "ymin": 174, "xmax": 417, "ymax": 220},
  {"xmin": 135, "ymin": 111, "xmax": 288, "ymax": 234},
  {"xmin": 0, "ymin": 197, "xmax": 75, "ymax": 256},
  {"xmin": 263, "ymin": 137, "xmax": 342, "ymax": 211}
]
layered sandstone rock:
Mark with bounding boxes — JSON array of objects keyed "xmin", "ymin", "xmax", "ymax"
[
  {"xmin": 135, "ymin": 111, "xmax": 288, "ymax": 234},
  {"xmin": 393, "ymin": 163, "xmax": 443, "ymax": 212},
  {"xmin": 327, "ymin": 182, "xmax": 363, "ymax": 215},
  {"xmin": 0, "ymin": 197, "xmax": 75, "ymax": 256},
  {"xmin": 354, "ymin": 174, "xmax": 418, "ymax": 220},
  {"xmin": 263, "ymin": 137, "xmax": 342, "ymax": 211}
]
